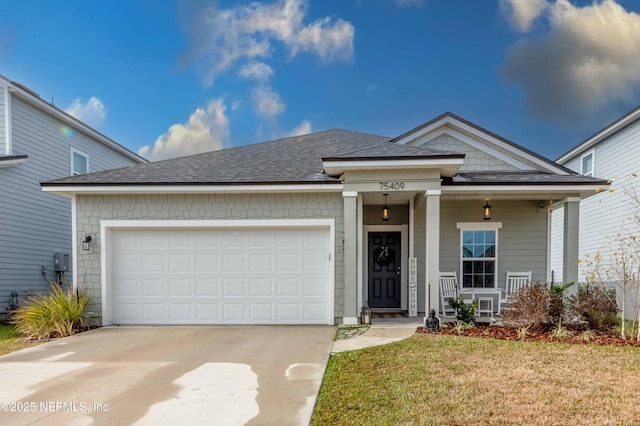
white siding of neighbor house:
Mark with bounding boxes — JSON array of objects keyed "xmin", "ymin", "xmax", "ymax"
[
  {"xmin": 413, "ymin": 199, "xmax": 548, "ymax": 313},
  {"xmin": 74, "ymin": 193, "xmax": 345, "ymax": 321},
  {"xmin": 551, "ymin": 120, "xmax": 640, "ymax": 285},
  {"xmin": 0, "ymin": 95, "xmax": 141, "ymax": 305},
  {"xmin": 0, "ymin": 87, "xmax": 6, "ymax": 154}
]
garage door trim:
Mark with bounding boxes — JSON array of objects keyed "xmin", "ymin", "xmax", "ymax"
[{"xmin": 100, "ymin": 219, "xmax": 335, "ymax": 325}]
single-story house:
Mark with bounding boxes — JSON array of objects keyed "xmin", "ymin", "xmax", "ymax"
[{"xmin": 41, "ymin": 113, "xmax": 607, "ymax": 325}]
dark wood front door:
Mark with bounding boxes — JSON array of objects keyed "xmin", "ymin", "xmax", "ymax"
[{"xmin": 368, "ymin": 232, "xmax": 401, "ymax": 308}]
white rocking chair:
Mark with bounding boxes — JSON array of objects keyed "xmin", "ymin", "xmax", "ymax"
[{"xmin": 498, "ymin": 271, "xmax": 532, "ymax": 314}]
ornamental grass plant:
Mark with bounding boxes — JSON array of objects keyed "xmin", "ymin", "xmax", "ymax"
[{"xmin": 13, "ymin": 283, "xmax": 90, "ymax": 341}]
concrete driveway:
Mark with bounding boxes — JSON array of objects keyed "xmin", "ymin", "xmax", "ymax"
[{"xmin": 0, "ymin": 326, "xmax": 336, "ymax": 425}]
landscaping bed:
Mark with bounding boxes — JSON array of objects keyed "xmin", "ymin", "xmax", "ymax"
[{"xmin": 417, "ymin": 323, "xmax": 640, "ymax": 347}]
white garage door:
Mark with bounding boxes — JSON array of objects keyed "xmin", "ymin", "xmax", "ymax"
[{"xmin": 110, "ymin": 227, "xmax": 332, "ymax": 325}]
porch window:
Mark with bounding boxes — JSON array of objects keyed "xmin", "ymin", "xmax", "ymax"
[{"xmin": 460, "ymin": 228, "xmax": 498, "ymax": 289}]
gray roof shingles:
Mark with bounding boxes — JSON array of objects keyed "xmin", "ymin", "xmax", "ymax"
[{"xmin": 41, "ymin": 128, "xmax": 607, "ymax": 187}]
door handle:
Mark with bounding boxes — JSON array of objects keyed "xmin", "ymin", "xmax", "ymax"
[{"xmin": 397, "ymin": 266, "xmax": 401, "ymax": 276}]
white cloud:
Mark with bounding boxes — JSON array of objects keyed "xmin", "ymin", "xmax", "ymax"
[
  {"xmin": 393, "ymin": 0, "xmax": 425, "ymax": 8},
  {"xmin": 503, "ymin": 0, "xmax": 640, "ymax": 125},
  {"xmin": 286, "ymin": 120, "xmax": 312, "ymax": 137},
  {"xmin": 65, "ymin": 97, "xmax": 106, "ymax": 127},
  {"xmin": 184, "ymin": 0, "xmax": 354, "ymax": 87},
  {"xmin": 500, "ymin": 0, "xmax": 548, "ymax": 32},
  {"xmin": 251, "ymin": 85, "xmax": 285, "ymax": 117},
  {"xmin": 138, "ymin": 99, "xmax": 229, "ymax": 161},
  {"xmin": 239, "ymin": 61, "xmax": 274, "ymax": 82}
]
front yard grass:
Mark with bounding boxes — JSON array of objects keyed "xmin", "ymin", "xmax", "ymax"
[
  {"xmin": 0, "ymin": 324, "xmax": 39, "ymax": 356},
  {"xmin": 312, "ymin": 333, "xmax": 640, "ymax": 425}
]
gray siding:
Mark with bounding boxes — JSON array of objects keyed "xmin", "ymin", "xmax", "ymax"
[
  {"xmin": 74, "ymin": 193, "xmax": 345, "ymax": 319},
  {"xmin": 420, "ymin": 133, "xmax": 519, "ymax": 172},
  {"xmin": 414, "ymin": 199, "xmax": 548, "ymax": 312},
  {"xmin": 0, "ymin": 96, "xmax": 140, "ymax": 304}
]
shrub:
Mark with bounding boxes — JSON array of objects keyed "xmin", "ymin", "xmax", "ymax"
[
  {"xmin": 566, "ymin": 284, "xmax": 618, "ymax": 332},
  {"xmin": 502, "ymin": 284, "xmax": 551, "ymax": 328},
  {"xmin": 13, "ymin": 284, "xmax": 90, "ymax": 341},
  {"xmin": 448, "ymin": 298, "xmax": 478, "ymax": 325},
  {"xmin": 549, "ymin": 282, "xmax": 574, "ymax": 323}
]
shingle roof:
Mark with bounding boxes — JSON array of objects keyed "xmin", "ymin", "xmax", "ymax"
[
  {"xmin": 43, "ymin": 129, "xmax": 393, "ymax": 186},
  {"xmin": 445, "ymin": 171, "xmax": 608, "ymax": 185},
  {"xmin": 41, "ymin": 127, "xmax": 607, "ymax": 188}
]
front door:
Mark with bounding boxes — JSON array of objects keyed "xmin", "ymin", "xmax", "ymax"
[{"xmin": 368, "ymin": 232, "xmax": 401, "ymax": 308}]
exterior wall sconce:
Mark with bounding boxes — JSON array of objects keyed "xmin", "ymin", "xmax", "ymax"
[
  {"xmin": 82, "ymin": 235, "xmax": 92, "ymax": 251},
  {"xmin": 483, "ymin": 201, "xmax": 492, "ymax": 221},
  {"xmin": 382, "ymin": 193, "xmax": 390, "ymax": 222}
]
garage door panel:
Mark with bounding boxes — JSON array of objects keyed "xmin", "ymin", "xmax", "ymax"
[
  {"xmin": 196, "ymin": 254, "xmax": 218, "ymax": 272},
  {"xmin": 142, "ymin": 255, "xmax": 165, "ymax": 273},
  {"xmin": 142, "ymin": 304, "xmax": 165, "ymax": 322},
  {"xmin": 196, "ymin": 304, "xmax": 219, "ymax": 321},
  {"xmin": 223, "ymin": 304, "xmax": 246, "ymax": 322},
  {"xmin": 169, "ymin": 255, "xmax": 191, "ymax": 273},
  {"xmin": 249, "ymin": 278, "xmax": 274, "ymax": 297},
  {"xmin": 169, "ymin": 304, "xmax": 192, "ymax": 322},
  {"xmin": 196, "ymin": 279, "xmax": 219, "ymax": 296},
  {"xmin": 222, "ymin": 254, "xmax": 245, "ymax": 272},
  {"xmin": 111, "ymin": 227, "xmax": 331, "ymax": 325},
  {"xmin": 114, "ymin": 254, "xmax": 138, "ymax": 273},
  {"xmin": 143, "ymin": 279, "xmax": 164, "ymax": 297},
  {"xmin": 169, "ymin": 279, "xmax": 192, "ymax": 297},
  {"xmin": 250, "ymin": 303, "xmax": 275, "ymax": 322},
  {"xmin": 276, "ymin": 253, "xmax": 301, "ymax": 272},
  {"xmin": 276, "ymin": 278, "xmax": 299, "ymax": 297}
]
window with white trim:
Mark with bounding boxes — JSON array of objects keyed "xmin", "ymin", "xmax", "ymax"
[
  {"xmin": 581, "ymin": 151, "xmax": 594, "ymax": 177},
  {"xmin": 457, "ymin": 223, "xmax": 501, "ymax": 289},
  {"xmin": 70, "ymin": 148, "xmax": 89, "ymax": 175}
]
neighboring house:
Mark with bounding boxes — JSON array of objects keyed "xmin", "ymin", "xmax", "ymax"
[
  {"xmin": 550, "ymin": 106, "xmax": 640, "ymax": 307},
  {"xmin": 42, "ymin": 113, "xmax": 606, "ymax": 325},
  {"xmin": 0, "ymin": 74, "xmax": 147, "ymax": 312}
]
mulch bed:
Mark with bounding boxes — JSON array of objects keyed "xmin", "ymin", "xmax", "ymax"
[{"xmin": 416, "ymin": 324, "xmax": 640, "ymax": 347}]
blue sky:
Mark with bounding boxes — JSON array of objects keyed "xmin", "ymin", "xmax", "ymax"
[{"xmin": 2, "ymin": 0, "xmax": 640, "ymax": 161}]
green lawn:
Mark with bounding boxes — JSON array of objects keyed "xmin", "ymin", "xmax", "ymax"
[
  {"xmin": 0, "ymin": 324, "xmax": 39, "ymax": 356},
  {"xmin": 312, "ymin": 334, "xmax": 640, "ymax": 425}
]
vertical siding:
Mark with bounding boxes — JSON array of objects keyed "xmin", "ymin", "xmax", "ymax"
[
  {"xmin": 75, "ymin": 193, "xmax": 345, "ymax": 319},
  {"xmin": 0, "ymin": 96, "xmax": 141, "ymax": 303},
  {"xmin": 414, "ymin": 199, "xmax": 548, "ymax": 313}
]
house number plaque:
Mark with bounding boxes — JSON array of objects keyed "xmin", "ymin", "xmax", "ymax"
[
  {"xmin": 408, "ymin": 257, "xmax": 417, "ymax": 317},
  {"xmin": 379, "ymin": 182, "xmax": 405, "ymax": 191}
]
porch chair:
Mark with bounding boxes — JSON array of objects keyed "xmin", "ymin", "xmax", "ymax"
[
  {"xmin": 439, "ymin": 272, "xmax": 459, "ymax": 317},
  {"xmin": 498, "ymin": 271, "xmax": 532, "ymax": 314}
]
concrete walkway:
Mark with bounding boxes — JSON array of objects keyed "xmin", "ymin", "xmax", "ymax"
[{"xmin": 331, "ymin": 321, "xmax": 420, "ymax": 353}]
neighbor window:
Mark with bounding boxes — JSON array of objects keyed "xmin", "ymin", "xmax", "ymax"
[
  {"xmin": 581, "ymin": 151, "xmax": 594, "ymax": 177},
  {"xmin": 457, "ymin": 223, "xmax": 502, "ymax": 289},
  {"xmin": 70, "ymin": 148, "xmax": 89, "ymax": 175}
]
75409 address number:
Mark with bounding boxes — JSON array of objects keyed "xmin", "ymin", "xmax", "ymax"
[{"xmin": 379, "ymin": 182, "xmax": 405, "ymax": 190}]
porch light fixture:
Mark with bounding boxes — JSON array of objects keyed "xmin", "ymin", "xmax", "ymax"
[
  {"xmin": 483, "ymin": 201, "xmax": 492, "ymax": 221},
  {"xmin": 82, "ymin": 235, "xmax": 92, "ymax": 251},
  {"xmin": 382, "ymin": 193, "xmax": 390, "ymax": 222}
]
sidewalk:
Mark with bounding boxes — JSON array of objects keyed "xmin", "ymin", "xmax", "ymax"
[{"xmin": 331, "ymin": 320, "xmax": 421, "ymax": 353}]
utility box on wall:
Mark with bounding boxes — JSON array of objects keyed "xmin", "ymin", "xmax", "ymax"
[{"xmin": 54, "ymin": 252, "xmax": 70, "ymax": 272}]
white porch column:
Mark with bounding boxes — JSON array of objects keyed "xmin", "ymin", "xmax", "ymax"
[
  {"xmin": 343, "ymin": 191, "xmax": 358, "ymax": 324},
  {"xmin": 563, "ymin": 197, "xmax": 581, "ymax": 288},
  {"xmin": 425, "ymin": 190, "xmax": 441, "ymax": 318}
]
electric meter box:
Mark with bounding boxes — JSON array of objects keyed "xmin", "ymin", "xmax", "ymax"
[{"xmin": 54, "ymin": 252, "xmax": 70, "ymax": 272}]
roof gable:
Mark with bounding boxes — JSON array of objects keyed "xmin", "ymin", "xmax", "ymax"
[
  {"xmin": 391, "ymin": 112, "xmax": 571, "ymax": 175},
  {"xmin": 556, "ymin": 105, "xmax": 640, "ymax": 164}
]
